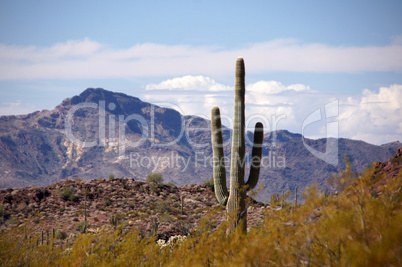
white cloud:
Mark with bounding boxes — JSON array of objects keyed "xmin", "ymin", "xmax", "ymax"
[
  {"xmin": 0, "ymin": 38, "xmax": 402, "ymax": 80},
  {"xmin": 0, "ymin": 37, "xmax": 400, "ymax": 145},
  {"xmin": 142, "ymin": 76, "xmax": 232, "ymax": 117},
  {"xmin": 143, "ymin": 76, "xmax": 401, "ymax": 145},
  {"xmin": 143, "ymin": 76, "xmax": 330, "ymax": 134},
  {"xmin": 145, "ymin": 75, "xmax": 231, "ymax": 91},
  {"xmin": 339, "ymin": 84, "xmax": 402, "ymax": 144}
]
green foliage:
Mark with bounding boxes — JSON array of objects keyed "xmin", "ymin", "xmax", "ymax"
[
  {"xmin": 166, "ymin": 182, "xmax": 176, "ymax": 187},
  {"xmin": 327, "ymin": 155, "xmax": 357, "ymax": 191},
  {"xmin": 103, "ymin": 197, "xmax": 112, "ymax": 207},
  {"xmin": 5, "ymin": 216, "xmax": 19, "ymax": 226},
  {"xmin": 270, "ymin": 193, "xmax": 280, "ymax": 207},
  {"xmin": 78, "ymin": 221, "xmax": 90, "ymax": 234},
  {"xmin": 155, "ymin": 200, "xmax": 169, "ymax": 214},
  {"xmin": 60, "ymin": 187, "xmax": 78, "ymax": 202},
  {"xmin": 56, "ymin": 231, "xmax": 68, "ymax": 240},
  {"xmin": 108, "ymin": 174, "xmax": 115, "ymax": 180},
  {"xmin": 159, "ymin": 213, "xmax": 175, "ymax": 223},
  {"xmin": 121, "ymin": 178, "xmax": 129, "ymax": 189},
  {"xmin": 109, "ymin": 214, "xmax": 125, "ymax": 230},
  {"xmin": 0, "ymin": 165, "xmax": 400, "ymax": 266},
  {"xmin": 146, "ymin": 173, "xmax": 163, "ymax": 185}
]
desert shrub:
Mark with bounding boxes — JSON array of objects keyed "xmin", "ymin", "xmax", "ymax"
[
  {"xmin": 160, "ymin": 213, "xmax": 175, "ymax": 223},
  {"xmin": 108, "ymin": 174, "xmax": 115, "ymax": 180},
  {"xmin": 166, "ymin": 182, "xmax": 176, "ymax": 187},
  {"xmin": 146, "ymin": 173, "xmax": 163, "ymax": 185},
  {"xmin": 77, "ymin": 221, "xmax": 89, "ymax": 233},
  {"xmin": 103, "ymin": 197, "xmax": 112, "ymax": 207},
  {"xmin": 56, "ymin": 231, "xmax": 68, "ymax": 240},
  {"xmin": 60, "ymin": 187, "xmax": 78, "ymax": 202},
  {"xmin": 110, "ymin": 214, "xmax": 125, "ymax": 229},
  {"xmin": 327, "ymin": 155, "xmax": 357, "ymax": 191},
  {"xmin": 5, "ymin": 216, "xmax": 19, "ymax": 226},
  {"xmin": 0, "ymin": 163, "xmax": 400, "ymax": 266},
  {"xmin": 155, "ymin": 200, "xmax": 169, "ymax": 214},
  {"xmin": 149, "ymin": 183, "xmax": 159, "ymax": 194},
  {"xmin": 121, "ymin": 178, "xmax": 129, "ymax": 189},
  {"xmin": 173, "ymin": 220, "xmax": 191, "ymax": 236},
  {"xmin": 270, "ymin": 193, "xmax": 280, "ymax": 206}
]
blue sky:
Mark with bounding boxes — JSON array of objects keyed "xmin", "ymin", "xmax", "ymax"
[{"xmin": 0, "ymin": 0, "xmax": 401, "ymax": 145}]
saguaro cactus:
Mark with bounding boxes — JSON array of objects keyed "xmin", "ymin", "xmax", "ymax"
[{"xmin": 211, "ymin": 57, "xmax": 264, "ymax": 233}]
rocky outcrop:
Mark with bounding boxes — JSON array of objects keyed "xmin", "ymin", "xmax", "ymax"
[{"xmin": 370, "ymin": 147, "xmax": 402, "ymax": 194}]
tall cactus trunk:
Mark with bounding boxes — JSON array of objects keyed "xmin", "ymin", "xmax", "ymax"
[
  {"xmin": 227, "ymin": 57, "xmax": 247, "ymax": 233},
  {"xmin": 211, "ymin": 57, "xmax": 264, "ymax": 235}
]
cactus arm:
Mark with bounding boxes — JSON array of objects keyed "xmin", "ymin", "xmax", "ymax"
[
  {"xmin": 246, "ymin": 122, "xmax": 264, "ymax": 191},
  {"xmin": 211, "ymin": 106, "xmax": 229, "ymax": 205}
]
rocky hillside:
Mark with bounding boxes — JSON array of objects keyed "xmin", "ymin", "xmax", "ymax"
[
  {"xmin": 368, "ymin": 147, "xmax": 402, "ymax": 196},
  {"xmin": 0, "ymin": 148, "xmax": 400, "ymax": 266},
  {"xmin": 1, "ymin": 147, "xmax": 400, "ymax": 244},
  {"xmin": 0, "ymin": 178, "xmax": 264, "ymax": 243},
  {"xmin": 0, "ymin": 88, "xmax": 400, "ymax": 202}
]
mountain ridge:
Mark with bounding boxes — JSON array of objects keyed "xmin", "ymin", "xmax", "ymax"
[{"xmin": 0, "ymin": 88, "xmax": 400, "ymax": 202}]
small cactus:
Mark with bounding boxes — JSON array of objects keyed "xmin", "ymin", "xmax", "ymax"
[
  {"xmin": 180, "ymin": 195, "xmax": 184, "ymax": 215},
  {"xmin": 211, "ymin": 57, "xmax": 264, "ymax": 233},
  {"xmin": 110, "ymin": 215, "xmax": 119, "ymax": 230}
]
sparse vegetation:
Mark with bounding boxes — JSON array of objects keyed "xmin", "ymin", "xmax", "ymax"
[
  {"xmin": 146, "ymin": 172, "xmax": 163, "ymax": 185},
  {"xmin": 0, "ymin": 151, "xmax": 400, "ymax": 266},
  {"xmin": 77, "ymin": 221, "xmax": 89, "ymax": 233},
  {"xmin": 103, "ymin": 197, "xmax": 112, "ymax": 207},
  {"xmin": 0, "ymin": 163, "xmax": 400, "ymax": 265},
  {"xmin": 56, "ymin": 230, "xmax": 67, "ymax": 240},
  {"xmin": 60, "ymin": 187, "xmax": 77, "ymax": 202},
  {"xmin": 327, "ymin": 155, "xmax": 357, "ymax": 191},
  {"xmin": 155, "ymin": 200, "xmax": 169, "ymax": 214}
]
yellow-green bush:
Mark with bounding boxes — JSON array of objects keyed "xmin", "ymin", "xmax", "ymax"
[{"xmin": 1, "ymin": 167, "xmax": 400, "ymax": 266}]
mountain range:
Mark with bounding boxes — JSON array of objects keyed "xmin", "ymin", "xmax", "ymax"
[{"xmin": 0, "ymin": 88, "xmax": 400, "ymax": 202}]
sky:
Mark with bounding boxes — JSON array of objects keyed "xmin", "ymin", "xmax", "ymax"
[{"xmin": 0, "ymin": 0, "xmax": 401, "ymax": 145}]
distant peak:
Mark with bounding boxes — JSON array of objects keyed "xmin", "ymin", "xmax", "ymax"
[{"xmin": 79, "ymin": 88, "xmax": 108, "ymax": 97}]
